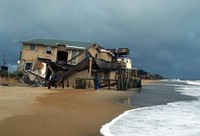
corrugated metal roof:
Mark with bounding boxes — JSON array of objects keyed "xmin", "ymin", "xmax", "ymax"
[{"xmin": 21, "ymin": 38, "xmax": 95, "ymax": 48}]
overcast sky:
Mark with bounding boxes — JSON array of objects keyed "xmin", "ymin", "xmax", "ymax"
[{"xmin": 0, "ymin": 0, "xmax": 200, "ymax": 79}]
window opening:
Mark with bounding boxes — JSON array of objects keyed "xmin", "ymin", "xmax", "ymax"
[
  {"xmin": 29, "ymin": 44, "xmax": 36, "ymax": 51},
  {"xmin": 72, "ymin": 50, "xmax": 78, "ymax": 58},
  {"xmin": 46, "ymin": 47, "xmax": 52, "ymax": 54},
  {"xmin": 25, "ymin": 62, "xmax": 32, "ymax": 70}
]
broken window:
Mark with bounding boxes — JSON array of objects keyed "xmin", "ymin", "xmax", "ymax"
[
  {"xmin": 29, "ymin": 44, "xmax": 36, "ymax": 51},
  {"xmin": 71, "ymin": 50, "xmax": 78, "ymax": 65},
  {"xmin": 25, "ymin": 62, "xmax": 32, "ymax": 70},
  {"xmin": 72, "ymin": 50, "xmax": 78, "ymax": 58},
  {"xmin": 57, "ymin": 51, "xmax": 68, "ymax": 61},
  {"xmin": 46, "ymin": 46, "xmax": 52, "ymax": 54}
]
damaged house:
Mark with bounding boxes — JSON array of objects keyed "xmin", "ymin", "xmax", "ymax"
[
  {"xmin": 18, "ymin": 39, "xmax": 90, "ymax": 71},
  {"xmin": 18, "ymin": 38, "xmax": 141, "ymax": 90}
]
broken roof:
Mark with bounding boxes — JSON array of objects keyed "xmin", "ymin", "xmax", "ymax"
[
  {"xmin": 20, "ymin": 38, "xmax": 114, "ymax": 56},
  {"xmin": 21, "ymin": 38, "xmax": 95, "ymax": 48}
]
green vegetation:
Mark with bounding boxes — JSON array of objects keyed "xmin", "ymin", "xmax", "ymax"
[
  {"xmin": 137, "ymin": 69, "xmax": 164, "ymax": 80},
  {"xmin": 0, "ymin": 70, "xmax": 23, "ymax": 78}
]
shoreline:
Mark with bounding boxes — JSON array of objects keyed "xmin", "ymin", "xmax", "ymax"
[
  {"xmin": 0, "ymin": 80, "xmax": 196, "ymax": 136},
  {"xmin": 0, "ymin": 86, "xmax": 136, "ymax": 136},
  {"xmin": 120, "ymin": 81, "xmax": 197, "ymax": 108},
  {"xmin": 141, "ymin": 79, "xmax": 161, "ymax": 85},
  {"xmin": 100, "ymin": 80, "xmax": 200, "ymax": 136}
]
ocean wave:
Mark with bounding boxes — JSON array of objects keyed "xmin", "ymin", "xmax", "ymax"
[
  {"xmin": 186, "ymin": 80, "xmax": 200, "ymax": 86},
  {"xmin": 100, "ymin": 80, "xmax": 200, "ymax": 136}
]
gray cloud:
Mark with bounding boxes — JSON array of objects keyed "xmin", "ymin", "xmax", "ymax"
[{"xmin": 0, "ymin": 0, "xmax": 200, "ymax": 79}]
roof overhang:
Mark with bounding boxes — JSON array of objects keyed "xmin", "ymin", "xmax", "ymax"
[{"xmin": 100, "ymin": 49, "xmax": 115, "ymax": 57}]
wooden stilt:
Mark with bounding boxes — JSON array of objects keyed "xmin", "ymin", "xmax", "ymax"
[
  {"xmin": 48, "ymin": 80, "xmax": 51, "ymax": 89},
  {"xmin": 108, "ymin": 79, "xmax": 110, "ymax": 90},
  {"xmin": 62, "ymin": 78, "xmax": 64, "ymax": 88}
]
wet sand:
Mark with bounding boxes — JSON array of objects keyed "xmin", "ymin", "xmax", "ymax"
[
  {"xmin": 0, "ymin": 86, "xmax": 134, "ymax": 136},
  {"xmin": 120, "ymin": 82, "xmax": 197, "ymax": 108}
]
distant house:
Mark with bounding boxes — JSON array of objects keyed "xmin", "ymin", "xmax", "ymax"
[{"xmin": 107, "ymin": 48, "xmax": 132, "ymax": 69}]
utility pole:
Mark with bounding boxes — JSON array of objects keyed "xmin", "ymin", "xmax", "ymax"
[
  {"xmin": 1, "ymin": 54, "xmax": 8, "ymax": 72},
  {"xmin": 3, "ymin": 54, "xmax": 6, "ymax": 66}
]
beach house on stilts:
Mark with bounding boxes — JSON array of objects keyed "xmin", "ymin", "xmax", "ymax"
[{"xmin": 18, "ymin": 38, "xmax": 141, "ymax": 90}]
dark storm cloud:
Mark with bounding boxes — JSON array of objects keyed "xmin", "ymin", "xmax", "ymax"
[{"xmin": 0, "ymin": 0, "xmax": 200, "ymax": 79}]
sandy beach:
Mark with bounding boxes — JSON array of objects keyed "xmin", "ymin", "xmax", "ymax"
[
  {"xmin": 0, "ymin": 86, "xmax": 134, "ymax": 136},
  {"xmin": 141, "ymin": 79, "xmax": 160, "ymax": 85}
]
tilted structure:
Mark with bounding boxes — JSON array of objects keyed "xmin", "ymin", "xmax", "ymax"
[{"xmin": 18, "ymin": 38, "xmax": 141, "ymax": 89}]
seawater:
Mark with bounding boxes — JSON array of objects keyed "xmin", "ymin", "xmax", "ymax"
[{"xmin": 100, "ymin": 79, "xmax": 200, "ymax": 136}]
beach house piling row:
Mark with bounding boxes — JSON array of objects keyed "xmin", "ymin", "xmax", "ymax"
[{"xmin": 17, "ymin": 39, "xmax": 141, "ymax": 90}]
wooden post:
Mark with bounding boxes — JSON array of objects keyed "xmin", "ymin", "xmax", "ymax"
[
  {"xmin": 48, "ymin": 80, "xmax": 51, "ymax": 89},
  {"xmin": 62, "ymin": 78, "xmax": 64, "ymax": 88},
  {"xmin": 88, "ymin": 57, "xmax": 92, "ymax": 87},
  {"xmin": 136, "ymin": 68, "xmax": 138, "ymax": 78},
  {"xmin": 108, "ymin": 79, "xmax": 110, "ymax": 90},
  {"xmin": 88, "ymin": 57, "xmax": 92, "ymax": 78}
]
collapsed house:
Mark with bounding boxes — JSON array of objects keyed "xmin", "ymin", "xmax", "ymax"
[{"xmin": 18, "ymin": 39, "xmax": 141, "ymax": 90}]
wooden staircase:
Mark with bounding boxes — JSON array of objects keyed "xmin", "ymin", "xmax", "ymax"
[{"xmin": 50, "ymin": 50, "xmax": 92, "ymax": 87}]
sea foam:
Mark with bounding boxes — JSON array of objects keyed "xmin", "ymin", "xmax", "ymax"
[{"xmin": 100, "ymin": 80, "xmax": 200, "ymax": 136}]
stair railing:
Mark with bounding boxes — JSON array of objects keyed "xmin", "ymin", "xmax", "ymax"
[{"xmin": 67, "ymin": 50, "xmax": 91, "ymax": 66}]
